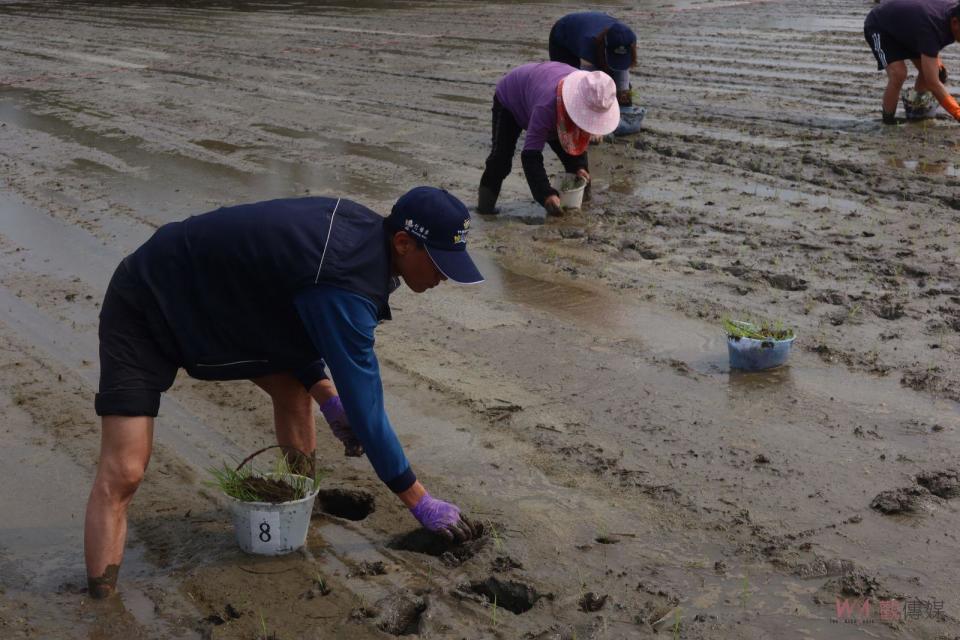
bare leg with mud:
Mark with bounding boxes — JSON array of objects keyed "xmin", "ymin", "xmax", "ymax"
[
  {"xmin": 882, "ymin": 60, "xmax": 907, "ymax": 120},
  {"xmin": 252, "ymin": 373, "xmax": 320, "ymax": 476},
  {"xmin": 83, "ymin": 416, "xmax": 154, "ymax": 598}
]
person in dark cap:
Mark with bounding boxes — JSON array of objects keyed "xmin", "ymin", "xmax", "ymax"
[
  {"xmin": 84, "ymin": 187, "xmax": 483, "ymax": 599},
  {"xmin": 864, "ymin": 0, "xmax": 960, "ymax": 124},
  {"xmin": 548, "ymin": 11, "xmax": 638, "ymax": 107}
]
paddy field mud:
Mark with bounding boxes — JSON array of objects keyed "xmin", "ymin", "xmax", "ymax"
[{"xmin": 1, "ymin": 1, "xmax": 959, "ymax": 638}]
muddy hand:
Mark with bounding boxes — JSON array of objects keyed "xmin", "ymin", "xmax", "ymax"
[
  {"xmin": 409, "ymin": 492, "xmax": 476, "ymax": 543},
  {"xmin": 544, "ymin": 195, "xmax": 564, "ymax": 216},
  {"xmin": 319, "ymin": 396, "xmax": 364, "ymax": 457}
]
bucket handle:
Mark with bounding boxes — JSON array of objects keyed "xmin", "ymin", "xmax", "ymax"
[{"xmin": 235, "ymin": 444, "xmax": 314, "ymax": 480}]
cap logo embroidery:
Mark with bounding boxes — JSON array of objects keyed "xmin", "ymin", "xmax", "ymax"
[{"xmin": 403, "ymin": 218, "xmax": 430, "ymax": 240}]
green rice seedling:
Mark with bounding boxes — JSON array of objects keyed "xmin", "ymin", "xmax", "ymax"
[
  {"xmin": 722, "ymin": 318, "xmax": 794, "ymax": 341},
  {"xmin": 673, "ymin": 607, "xmax": 682, "ymax": 639},
  {"xmin": 208, "ymin": 453, "xmax": 321, "ymax": 503},
  {"xmin": 489, "ymin": 524, "xmax": 504, "ymax": 553},
  {"xmin": 258, "ymin": 612, "xmax": 269, "ymax": 640},
  {"xmin": 491, "ymin": 594, "xmax": 499, "ymax": 628}
]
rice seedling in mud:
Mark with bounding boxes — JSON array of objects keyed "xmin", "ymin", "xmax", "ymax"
[
  {"xmin": 722, "ymin": 318, "xmax": 794, "ymax": 341},
  {"xmin": 257, "ymin": 612, "xmax": 280, "ymax": 640},
  {"xmin": 208, "ymin": 454, "xmax": 321, "ymax": 503},
  {"xmin": 489, "ymin": 524, "xmax": 504, "ymax": 553}
]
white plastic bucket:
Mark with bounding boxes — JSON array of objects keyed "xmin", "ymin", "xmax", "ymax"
[
  {"xmin": 226, "ymin": 473, "xmax": 319, "ymax": 556},
  {"xmin": 556, "ymin": 176, "xmax": 587, "ymax": 209}
]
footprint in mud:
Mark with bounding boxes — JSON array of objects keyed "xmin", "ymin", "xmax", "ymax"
[
  {"xmin": 313, "ymin": 488, "xmax": 375, "ymax": 521},
  {"xmin": 466, "ymin": 577, "xmax": 543, "ymax": 614},
  {"xmin": 388, "ymin": 523, "xmax": 487, "ymax": 567}
]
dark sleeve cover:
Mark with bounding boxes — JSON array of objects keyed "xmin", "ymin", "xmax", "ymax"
[
  {"xmin": 547, "ymin": 139, "xmax": 589, "ymax": 175},
  {"xmin": 521, "ymin": 150, "xmax": 561, "ymax": 205},
  {"xmin": 294, "ymin": 286, "xmax": 416, "ymax": 493}
]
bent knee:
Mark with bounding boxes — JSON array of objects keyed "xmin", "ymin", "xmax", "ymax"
[
  {"xmin": 95, "ymin": 460, "xmax": 147, "ymax": 500},
  {"xmin": 886, "ymin": 63, "xmax": 908, "ymax": 84}
]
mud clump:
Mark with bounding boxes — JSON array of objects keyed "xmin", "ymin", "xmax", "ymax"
[
  {"xmin": 349, "ymin": 560, "xmax": 387, "ymax": 577},
  {"xmin": 300, "ymin": 577, "xmax": 331, "ymax": 599},
  {"xmin": 314, "ymin": 488, "xmax": 375, "ymax": 520},
  {"xmin": 765, "ymin": 273, "xmax": 808, "ymax": 291},
  {"xmin": 578, "ymin": 592, "xmax": 607, "ymax": 612},
  {"xmin": 869, "ymin": 486, "xmax": 931, "ymax": 514},
  {"xmin": 491, "ymin": 555, "xmax": 523, "ymax": 572},
  {"xmin": 793, "ymin": 556, "xmax": 855, "ymax": 579},
  {"xmin": 468, "ymin": 577, "xmax": 542, "ymax": 614},
  {"xmin": 874, "ymin": 301, "xmax": 906, "ymax": 320},
  {"xmin": 815, "ymin": 572, "xmax": 896, "ymax": 603},
  {"xmin": 373, "ymin": 591, "xmax": 426, "ymax": 636},
  {"xmin": 900, "ymin": 368, "xmax": 960, "ymax": 400},
  {"xmin": 916, "ymin": 469, "xmax": 960, "ymax": 499},
  {"xmin": 388, "ymin": 524, "xmax": 487, "ymax": 566}
]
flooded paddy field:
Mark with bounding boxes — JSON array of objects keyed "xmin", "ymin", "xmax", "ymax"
[{"xmin": 1, "ymin": 0, "xmax": 959, "ymax": 638}]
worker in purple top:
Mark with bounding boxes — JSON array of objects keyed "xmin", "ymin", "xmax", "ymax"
[
  {"xmin": 476, "ymin": 62, "xmax": 620, "ymax": 217},
  {"xmin": 549, "ymin": 12, "xmax": 637, "ymax": 106},
  {"xmin": 864, "ymin": 0, "xmax": 960, "ymax": 123}
]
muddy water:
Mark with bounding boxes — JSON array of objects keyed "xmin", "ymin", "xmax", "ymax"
[{"xmin": 1, "ymin": 0, "xmax": 960, "ymax": 638}]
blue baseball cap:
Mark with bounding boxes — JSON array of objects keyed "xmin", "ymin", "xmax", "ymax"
[
  {"xmin": 387, "ymin": 187, "xmax": 484, "ymax": 285},
  {"xmin": 605, "ymin": 23, "xmax": 636, "ymax": 71}
]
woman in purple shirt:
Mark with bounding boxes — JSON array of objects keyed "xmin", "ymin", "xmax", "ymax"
[{"xmin": 476, "ymin": 62, "xmax": 619, "ymax": 217}]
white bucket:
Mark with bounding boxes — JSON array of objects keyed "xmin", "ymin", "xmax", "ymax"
[
  {"xmin": 556, "ymin": 176, "xmax": 587, "ymax": 210},
  {"xmin": 226, "ymin": 473, "xmax": 319, "ymax": 556}
]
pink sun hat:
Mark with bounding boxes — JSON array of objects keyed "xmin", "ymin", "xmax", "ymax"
[{"xmin": 560, "ymin": 70, "xmax": 620, "ymax": 136}]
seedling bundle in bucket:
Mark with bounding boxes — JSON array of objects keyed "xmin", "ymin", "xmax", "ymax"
[
  {"xmin": 209, "ymin": 445, "xmax": 321, "ymax": 555},
  {"xmin": 723, "ymin": 318, "xmax": 796, "ymax": 371},
  {"xmin": 901, "ymin": 88, "xmax": 939, "ymax": 120},
  {"xmin": 554, "ymin": 174, "xmax": 588, "ymax": 210}
]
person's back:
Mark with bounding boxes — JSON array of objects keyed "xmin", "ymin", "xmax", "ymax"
[
  {"xmin": 551, "ymin": 11, "xmax": 618, "ymax": 65},
  {"xmin": 494, "ymin": 61, "xmax": 576, "ymax": 146},
  {"xmin": 865, "ymin": 0, "xmax": 956, "ymax": 56},
  {"xmin": 126, "ymin": 197, "xmax": 393, "ymax": 380}
]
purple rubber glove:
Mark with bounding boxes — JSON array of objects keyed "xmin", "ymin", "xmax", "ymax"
[
  {"xmin": 319, "ymin": 396, "xmax": 364, "ymax": 457},
  {"xmin": 409, "ymin": 492, "xmax": 477, "ymax": 543}
]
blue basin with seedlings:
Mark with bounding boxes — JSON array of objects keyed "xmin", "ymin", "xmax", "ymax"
[{"xmin": 724, "ymin": 319, "xmax": 796, "ymax": 371}]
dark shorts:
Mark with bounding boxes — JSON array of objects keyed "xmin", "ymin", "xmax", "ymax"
[
  {"xmin": 864, "ymin": 27, "xmax": 918, "ymax": 70},
  {"xmin": 95, "ymin": 260, "xmax": 180, "ymax": 417}
]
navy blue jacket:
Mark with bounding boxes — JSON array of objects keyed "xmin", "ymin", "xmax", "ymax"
[
  {"xmin": 550, "ymin": 12, "xmax": 619, "ymax": 66},
  {"xmin": 126, "ymin": 197, "xmax": 395, "ymax": 381},
  {"xmin": 126, "ymin": 198, "xmax": 416, "ymax": 492}
]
